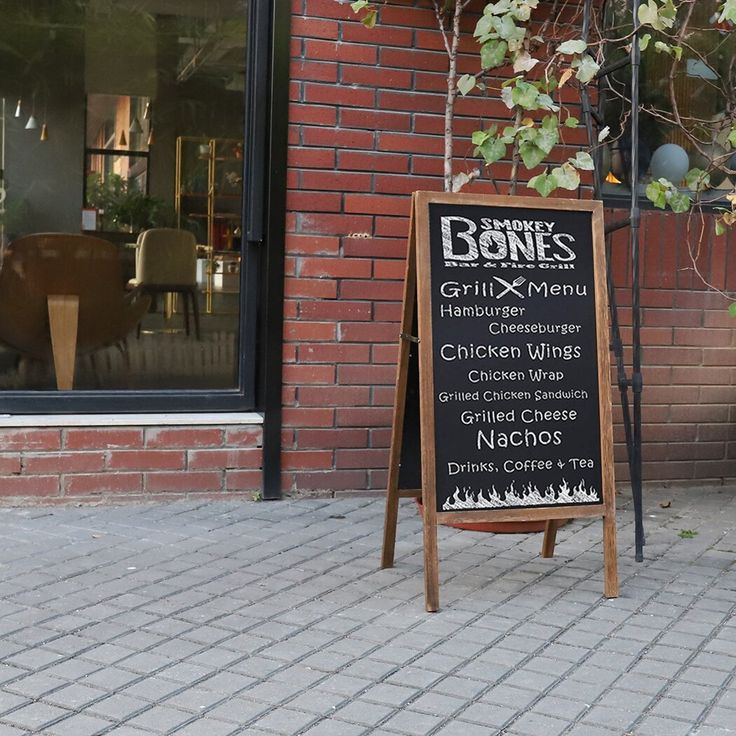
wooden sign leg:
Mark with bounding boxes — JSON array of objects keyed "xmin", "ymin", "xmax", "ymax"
[
  {"xmin": 423, "ymin": 508, "xmax": 439, "ymax": 612},
  {"xmin": 603, "ymin": 511, "xmax": 619, "ymax": 598},
  {"xmin": 382, "ymin": 210, "xmax": 418, "ymax": 569},
  {"xmin": 541, "ymin": 520, "xmax": 557, "ymax": 558}
]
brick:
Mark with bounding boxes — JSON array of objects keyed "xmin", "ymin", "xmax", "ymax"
[
  {"xmin": 371, "ymin": 386, "xmax": 396, "ymax": 406},
  {"xmin": 299, "ymin": 257, "xmax": 372, "ymax": 279},
  {"xmin": 225, "ymin": 427, "xmax": 263, "ymax": 446},
  {"xmin": 65, "ymin": 429, "xmax": 142, "ymax": 450},
  {"xmin": 302, "ymin": 126, "xmax": 374, "ymax": 149},
  {"xmin": 344, "ymin": 195, "xmax": 409, "ymax": 217},
  {"xmin": 336, "ymin": 408, "xmax": 393, "ymax": 427},
  {"xmin": 375, "ymin": 217, "xmax": 410, "ymax": 238},
  {"xmin": 372, "ymin": 344, "xmax": 399, "ymax": 364},
  {"xmin": 341, "ymin": 322, "xmax": 400, "ymax": 342},
  {"xmin": 299, "ymin": 386, "xmax": 370, "ymax": 407},
  {"xmin": 289, "ymin": 104, "xmax": 337, "ymax": 126},
  {"xmin": 0, "ymin": 455, "xmax": 21, "ymax": 474},
  {"xmin": 286, "ymin": 234, "xmax": 340, "ymax": 255},
  {"xmin": 287, "ymin": 191, "xmax": 342, "ymax": 213},
  {"xmin": 303, "ymin": 0, "xmax": 355, "ymax": 20},
  {"xmin": 290, "ymin": 59, "xmax": 339, "ymax": 82},
  {"xmin": 340, "ymin": 108, "xmax": 411, "ymax": 132},
  {"xmin": 63, "ymin": 473, "xmax": 142, "ymax": 496},
  {"xmin": 282, "ymin": 364, "xmax": 336, "ymax": 384},
  {"xmin": 304, "ymin": 39, "xmax": 377, "ymax": 64},
  {"xmin": 299, "ymin": 301, "xmax": 373, "ymax": 321},
  {"xmin": 145, "ymin": 472, "xmax": 223, "ymax": 493},
  {"xmin": 188, "ymin": 449, "xmax": 262, "ymax": 470},
  {"xmin": 284, "ymin": 321, "xmax": 337, "ymax": 341},
  {"xmin": 289, "ymin": 147, "xmax": 337, "ymax": 170},
  {"xmin": 290, "ymin": 16, "xmax": 339, "ymax": 39},
  {"xmin": 338, "ymin": 365, "xmax": 396, "ymax": 385},
  {"xmin": 335, "ymin": 448, "xmax": 390, "ymax": 469},
  {"xmin": 108, "ymin": 451, "xmax": 186, "ymax": 471},
  {"xmin": 341, "ymin": 23, "xmax": 413, "ymax": 46},
  {"xmin": 298, "ymin": 343, "xmax": 371, "ymax": 363},
  {"xmin": 339, "ymin": 151, "xmax": 408, "ymax": 174},
  {"xmin": 297, "ymin": 429, "xmax": 369, "ymax": 449},
  {"xmin": 0, "ymin": 429, "xmax": 61, "ymax": 452},
  {"xmin": 672, "ymin": 367, "xmax": 732, "ymax": 385},
  {"xmin": 146, "ymin": 428, "xmax": 224, "ymax": 448},
  {"xmin": 379, "ymin": 132, "xmax": 445, "ymax": 156},
  {"xmin": 225, "ymin": 470, "xmax": 263, "ymax": 491},
  {"xmin": 285, "ymin": 277, "xmax": 338, "ymax": 299},
  {"xmin": 342, "ymin": 236, "xmax": 407, "ymax": 259},
  {"xmin": 23, "ymin": 452, "xmax": 105, "ymax": 475},
  {"xmin": 282, "ymin": 450, "xmax": 334, "ymax": 470},
  {"xmin": 373, "ymin": 302, "xmax": 403, "ymax": 321},
  {"xmin": 300, "ymin": 170, "xmax": 372, "ymax": 192},
  {"xmin": 293, "ymin": 470, "xmax": 367, "ymax": 491},
  {"xmin": 341, "ymin": 65, "xmax": 412, "ymax": 89},
  {"xmin": 0, "ymin": 475, "xmax": 59, "ymax": 497},
  {"xmin": 282, "ymin": 408, "xmax": 335, "ymax": 427},
  {"xmin": 341, "ymin": 279, "xmax": 404, "ymax": 301},
  {"xmin": 673, "ymin": 328, "xmax": 732, "ymax": 347}
]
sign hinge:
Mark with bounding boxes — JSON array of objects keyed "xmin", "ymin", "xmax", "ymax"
[{"xmin": 400, "ymin": 333, "xmax": 420, "ymax": 343}]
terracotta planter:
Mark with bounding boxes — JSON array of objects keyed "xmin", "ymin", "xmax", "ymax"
[{"xmin": 415, "ymin": 498, "xmax": 567, "ymax": 533}]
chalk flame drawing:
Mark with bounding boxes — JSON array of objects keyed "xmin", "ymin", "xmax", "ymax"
[{"xmin": 442, "ymin": 478, "xmax": 600, "ymax": 511}]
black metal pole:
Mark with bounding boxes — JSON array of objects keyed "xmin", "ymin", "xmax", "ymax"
[{"xmin": 629, "ymin": 0, "xmax": 645, "ymax": 561}]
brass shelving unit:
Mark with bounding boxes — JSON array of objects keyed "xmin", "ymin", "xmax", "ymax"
[{"xmin": 175, "ymin": 136, "xmax": 243, "ymax": 313}]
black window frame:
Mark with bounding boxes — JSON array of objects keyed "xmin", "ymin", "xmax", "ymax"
[{"xmin": 0, "ymin": 0, "xmax": 287, "ymax": 416}]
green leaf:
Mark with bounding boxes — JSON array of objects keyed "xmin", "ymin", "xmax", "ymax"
[
  {"xmin": 457, "ymin": 74, "xmax": 476, "ymax": 96},
  {"xmin": 639, "ymin": 33, "xmax": 651, "ymax": 51},
  {"xmin": 361, "ymin": 9, "xmax": 377, "ymax": 28},
  {"xmin": 536, "ymin": 94, "xmax": 560, "ymax": 112},
  {"xmin": 351, "ymin": 0, "xmax": 369, "ymax": 11},
  {"xmin": 472, "ymin": 127, "xmax": 496, "ymax": 146},
  {"xmin": 728, "ymin": 127, "xmax": 736, "ymax": 150},
  {"xmin": 513, "ymin": 50, "xmax": 539, "ymax": 73},
  {"xmin": 511, "ymin": 81, "xmax": 539, "ymax": 110},
  {"xmin": 573, "ymin": 55, "xmax": 600, "ymax": 84},
  {"xmin": 646, "ymin": 181, "xmax": 668, "ymax": 209},
  {"xmin": 719, "ymin": 0, "xmax": 736, "ymax": 24},
  {"xmin": 542, "ymin": 115, "xmax": 560, "ymax": 130},
  {"xmin": 565, "ymin": 117, "xmax": 579, "ymax": 128},
  {"xmin": 536, "ymin": 127, "xmax": 559, "ymax": 155},
  {"xmin": 669, "ymin": 190, "xmax": 691, "ymax": 213},
  {"xmin": 551, "ymin": 163, "xmax": 580, "ymax": 190},
  {"xmin": 481, "ymin": 39, "xmax": 508, "ymax": 70},
  {"xmin": 528, "ymin": 172, "xmax": 557, "ymax": 197},
  {"xmin": 569, "ymin": 151, "xmax": 595, "ymax": 170},
  {"xmin": 678, "ymin": 529, "xmax": 698, "ymax": 539},
  {"xmin": 556, "ymin": 39, "xmax": 587, "ymax": 55},
  {"xmin": 717, "ymin": 220, "xmax": 728, "ymax": 237},
  {"xmin": 685, "ymin": 168, "xmax": 710, "ymax": 192},
  {"xmin": 654, "ymin": 41, "xmax": 682, "ymax": 60},
  {"xmin": 520, "ymin": 142, "xmax": 546, "ymax": 170},
  {"xmin": 475, "ymin": 137, "xmax": 507, "ymax": 166},
  {"xmin": 501, "ymin": 86, "xmax": 514, "ymax": 109}
]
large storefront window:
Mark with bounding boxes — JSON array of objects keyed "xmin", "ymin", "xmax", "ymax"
[
  {"xmin": 601, "ymin": 0, "xmax": 736, "ymax": 202},
  {"xmin": 0, "ymin": 1, "xmax": 253, "ymax": 403}
]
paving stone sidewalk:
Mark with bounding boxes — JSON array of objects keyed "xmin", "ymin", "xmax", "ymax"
[{"xmin": 1, "ymin": 487, "xmax": 736, "ymax": 735}]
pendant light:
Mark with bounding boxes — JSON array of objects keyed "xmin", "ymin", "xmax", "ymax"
[
  {"xmin": 25, "ymin": 115, "xmax": 38, "ymax": 130},
  {"xmin": 118, "ymin": 129, "xmax": 127, "ymax": 147},
  {"xmin": 146, "ymin": 127, "xmax": 155, "ymax": 146},
  {"xmin": 14, "ymin": 99, "xmax": 22, "ymax": 118},
  {"xmin": 129, "ymin": 117, "xmax": 143, "ymax": 135},
  {"xmin": 40, "ymin": 123, "xmax": 49, "ymax": 142}
]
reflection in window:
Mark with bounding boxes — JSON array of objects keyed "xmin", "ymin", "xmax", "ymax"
[
  {"xmin": 0, "ymin": 1, "xmax": 247, "ymax": 393},
  {"xmin": 601, "ymin": 0, "xmax": 736, "ymax": 201}
]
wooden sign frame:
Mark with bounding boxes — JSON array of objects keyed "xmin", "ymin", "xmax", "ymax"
[{"xmin": 383, "ymin": 191, "xmax": 617, "ymax": 612}]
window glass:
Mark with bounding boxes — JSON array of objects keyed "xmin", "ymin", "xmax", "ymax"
[
  {"xmin": 0, "ymin": 0, "xmax": 246, "ymax": 392},
  {"xmin": 601, "ymin": 0, "xmax": 736, "ymax": 201}
]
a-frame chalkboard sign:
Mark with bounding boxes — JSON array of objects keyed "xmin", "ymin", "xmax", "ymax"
[{"xmin": 383, "ymin": 191, "xmax": 618, "ymax": 611}]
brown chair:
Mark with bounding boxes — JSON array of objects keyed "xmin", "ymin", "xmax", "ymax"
[
  {"xmin": 0, "ymin": 233, "xmax": 151, "ymax": 389},
  {"xmin": 130, "ymin": 228, "xmax": 200, "ymax": 339}
]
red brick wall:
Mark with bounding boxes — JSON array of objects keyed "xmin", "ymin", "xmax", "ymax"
[
  {"xmin": 285, "ymin": 0, "xmax": 736, "ymax": 495},
  {"xmin": 0, "ymin": 426, "xmax": 262, "ymax": 504},
  {"xmin": 1, "ymin": 1, "xmax": 734, "ymax": 505}
]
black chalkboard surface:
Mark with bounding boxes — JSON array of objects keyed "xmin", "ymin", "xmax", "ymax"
[
  {"xmin": 427, "ymin": 202, "xmax": 602, "ymax": 513},
  {"xmin": 382, "ymin": 191, "xmax": 618, "ymax": 611}
]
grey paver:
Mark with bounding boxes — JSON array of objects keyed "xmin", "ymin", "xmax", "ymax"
[{"xmin": 0, "ymin": 490, "xmax": 735, "ymax": 736}]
